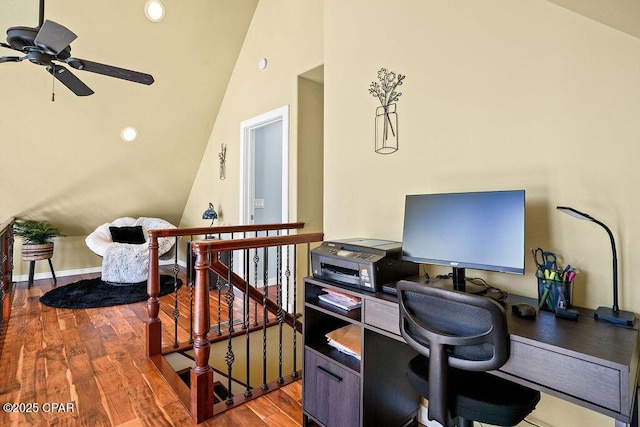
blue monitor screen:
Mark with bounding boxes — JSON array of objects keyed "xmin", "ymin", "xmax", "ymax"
[{"xmin": 401, "ymin": 190, "xmax": 525, "ymax": 277}]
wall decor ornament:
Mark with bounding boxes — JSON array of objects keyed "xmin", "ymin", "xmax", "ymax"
[
  {"xmin": 218, "ymin": 143, "xmax": 227, "ymax": 180},
  {"xmin": 369, "ymin": 68, "xmax": 405, "ymax": 154}
]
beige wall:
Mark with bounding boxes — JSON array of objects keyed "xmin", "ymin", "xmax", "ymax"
[
  {"xmin": 324, "ymin": 0, "xmax": 640, "ymax": 307},
  {"xmin": 182, "ymin": 0, "xmax": 324, "ymax": 230},
  {"xmin": 11, "ymin": 1, "xmax": 639, "ymax": 424},
  {"xmin": 324, "ymin": 1, "xmax": 639, "ymax": 425},
  {"xmin": 4, "ymin": 1, "xmax": 257, "ymax": 277},
  {"xmin": 297, "ymin": 73, "xmax": 324, "ymax": 234}
]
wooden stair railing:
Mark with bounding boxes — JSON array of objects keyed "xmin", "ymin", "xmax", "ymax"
[
  {"xmin": 144, "ymin": 223, "xmax": 322, "ymax": 423},
  {"xmin": 146, "ymin": 222, "xmax": 305, "ymax": 356},
  {"xmin": 189, "ymin": 232, "xmax": 323, "ymax": 423},
  {"xmin": 0, "ymin": 217, "xmax": 15, "ymax": 336}
]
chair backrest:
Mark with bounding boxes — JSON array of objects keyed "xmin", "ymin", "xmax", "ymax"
[{"xmin": 397, "ymin": 280, "xmax": 510, "ymax": 426}]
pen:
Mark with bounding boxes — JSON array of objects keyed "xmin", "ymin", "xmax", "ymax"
[{"xmin": 539, "ymin": 281, "xmax": 552, "ymax": 308}]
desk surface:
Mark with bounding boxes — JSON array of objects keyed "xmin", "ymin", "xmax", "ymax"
[
  {"xmin": 497, "ymin": 294, "xmax": 638, "ymax": 424},
  {"xmin": 306, "ymin": 277, "xmax": 640, "ymax": 425}
]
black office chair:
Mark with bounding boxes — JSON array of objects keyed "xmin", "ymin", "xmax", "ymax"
[{"xmin": 397, "ymin": 280, "xmax": 540, "ymax": 427}]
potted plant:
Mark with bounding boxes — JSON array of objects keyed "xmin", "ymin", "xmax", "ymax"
[{"xmin": 13, "ymin": 219, "xmax": 65, "ymax": 261}]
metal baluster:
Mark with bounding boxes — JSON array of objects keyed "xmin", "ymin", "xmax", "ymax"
[
  {"xmin": 172, "ymin": 236, "xmax": 180, "ymax": 348},
  {"xmin": 264, "ymin": 230, "xmax": 270, "ymax": 323},
  {"xmin": 276, "ymin": 243, "xmax": 284, "ymax": 384},
  {"xmin": 242, "ymin": 233, "xmax": 249, "ymax": 330},
  {"xmin": 253, "ymin": 243, "xmax": 259, "ymax": 327},
  {"xmin": 225, "ymin": 250, "xmax": 235, "ymax": 404},
  {"xmin": 261, "ymin": 246, "xmax": 269, "ymax": 390},
  {"xmin": 291, "ymin": 245, "xmax": 298, "ymax": 377},
  {"xmin": 186, "ymin": 236, "xmax": 196, "ymax": 344},
  {"xmin": 188, "ymin": 237, "xmax": 194, "ymax": 344},
  {"xmin": 244, "ymin": 244, "xmax": 252, "ymax": 398},
  {"xmin": 215, "ymin": 250, "xmax": 223, "ymax": 336}
]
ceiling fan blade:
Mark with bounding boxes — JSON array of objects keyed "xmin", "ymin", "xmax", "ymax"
[
  {"xmin": 34, "ymin": 20, "xmax": 77, "ymax": 55},
  {"xmin": 66, "ymin": 58, "xmax": 154, "ymax": 85},
  {"xmin": 47, "ymin": 65, "xmax": 94, "ymax": 96},
  {"xmin": 1, "ymin": 42, "xmax": 18, "ymax": 51},
  {"xmin": 0, "ymin": 56, "xmax": 23, "ymax": 63}
]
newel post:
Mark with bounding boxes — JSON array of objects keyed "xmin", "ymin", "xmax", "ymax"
[
  {"xmin": 191, "ymin": 241, "xmax": 214, "ymax": 422},
  {"xmin": 146, "ymin": 232, "xmax": 162, "ymax": 357}
]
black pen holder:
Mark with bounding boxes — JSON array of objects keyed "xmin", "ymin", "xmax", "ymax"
[{"xmin": 537, "ymin": 276, "xmax": 574, "ymax": 312}]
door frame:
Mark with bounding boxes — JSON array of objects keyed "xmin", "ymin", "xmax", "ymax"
[{"xmin": 239, "ymin": 105, "xmax": 290, "ymax": 225}]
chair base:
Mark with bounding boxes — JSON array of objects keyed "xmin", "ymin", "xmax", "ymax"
[{"xmin": 407, "ymin": 355, "xmax": 540, "ymax": 427}]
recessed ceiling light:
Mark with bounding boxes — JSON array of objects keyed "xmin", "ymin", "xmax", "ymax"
[
  {"xmin": 258, "ymin": 58, "xmax": 268, "ymax": 70},
  {"xmin": 121, "ymin": 127, "xmax": 138, "ymax": 142},
  {"xmin": 145, "ymin": 0, "xmax": 165, "ymax": 22}
]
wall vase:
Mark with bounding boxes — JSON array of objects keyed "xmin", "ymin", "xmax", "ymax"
[
  {"xmin": 375, "ymin": 103, "xmax": 398, "ymax": 154},
  {"xmin": 219, "ymin": 162, "xmax": 226, "ymax": 180}
]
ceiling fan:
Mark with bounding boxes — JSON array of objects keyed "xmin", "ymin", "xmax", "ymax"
[{"xmin": 0, "ymin": 0, "xmax": 154, "ymax": 97}]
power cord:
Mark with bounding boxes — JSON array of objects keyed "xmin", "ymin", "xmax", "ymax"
[
  {"xmin": 466, "ymin": 276, "xmax": 508, "ymax": 301},
  {"xmin": 429, "ymin": 273, "xmax": 507, "ymax": 301},
  {"xmin": 420, "ymin": 265, "xmax": 430, "ymax": 280}
]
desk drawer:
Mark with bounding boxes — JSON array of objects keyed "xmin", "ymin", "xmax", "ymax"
[
  {"xmin": 502, "ymin": 340, "xmax": 621, "ymax": 412},
  {"xmin": 303, "ymin": 349, "xmax": 360, "ymax": 427},
  {"xmin": 364, "ymin": 298, "xmax": 400, "ymax": 336}
]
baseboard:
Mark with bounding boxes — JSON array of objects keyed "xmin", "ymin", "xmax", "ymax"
[
  {"xmin": 13, "ymin": 266, "xmax": 102, "ymax": 283},
  {"xmin": 14, "ymin": 260, "xmax": 188, "ymax": 283}
]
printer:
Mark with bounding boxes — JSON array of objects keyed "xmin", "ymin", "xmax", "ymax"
[{"xmin": 311, "ymin": 238, "xmax": 418, "ymax": 292}]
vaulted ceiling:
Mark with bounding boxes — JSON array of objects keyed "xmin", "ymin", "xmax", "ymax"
[
  {"xmin": 0, "ymin": 0, "xmax": 257, "ymax": 235},
  {"xmin": 2, "ymin": 0, "xmax": 638, "ymax": 237},
  {"xmin": 546, "ymin": 0, "xmax": 640, "ymax": 39}
]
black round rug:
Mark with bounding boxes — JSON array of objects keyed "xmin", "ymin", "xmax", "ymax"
[{"xmin": 40, "ymin": 275, "xmax": 182, "ymax": 309}]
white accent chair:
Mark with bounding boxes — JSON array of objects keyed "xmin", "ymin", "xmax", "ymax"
[{"xmin": 85, "ymin": 217, "xmax": 176, "ymax": 284}]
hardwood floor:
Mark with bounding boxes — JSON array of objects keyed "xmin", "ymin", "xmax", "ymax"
[{"xmin": 0, "ymin": 273, "xmax": 304, "ymax": 426}]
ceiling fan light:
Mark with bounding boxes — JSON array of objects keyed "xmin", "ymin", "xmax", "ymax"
[
  {"xmin": 145, "ymin": 1, "xmax": 165, "ymax": 22},
  {"xmin": 121, "ymin": 127, "xmax": 138, "ymax": 142}
]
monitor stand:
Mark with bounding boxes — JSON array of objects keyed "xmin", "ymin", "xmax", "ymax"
[{"xmin": 451, "ymin": 267, "xmax": 487, "ymax": 295}]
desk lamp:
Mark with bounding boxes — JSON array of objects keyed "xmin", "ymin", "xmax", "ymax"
[
  {"xmin": 202, "ymin": 202, "xmax": 218, "ymax": 226},
  {"xmin": 556, "ymin": 206, "xmax": 635, "ymax": 326}
]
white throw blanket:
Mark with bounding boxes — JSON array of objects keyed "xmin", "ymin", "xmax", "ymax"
[
  {"xmin": 86, "ymin": 216, "xmax": 176, "ymax": 284},
  {"xmin": 103, "ymin": 242, "xmax": 150, "ymax": 284}
]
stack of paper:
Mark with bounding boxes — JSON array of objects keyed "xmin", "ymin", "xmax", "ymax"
[
  {"xmin": 317, "ymin": 288, "xmax": 361, "ymax": 311},
  {"xmin": 325, "ymin": 324, "xmax": 361, "ymax": 360}
]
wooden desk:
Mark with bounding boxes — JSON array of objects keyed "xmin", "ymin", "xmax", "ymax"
[{"xmin": 303, "ymin": 277, "xmax": 640, "ymax": 427}]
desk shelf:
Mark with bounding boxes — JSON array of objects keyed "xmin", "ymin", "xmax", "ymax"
[
  {"xmin": 303, "ymin": 279, "xmax": 363, "ymax": 427},
  {"xmin": 303, "ymin": 278, "xmax": 420, "ymax": 427},
  {"xmin": 305, "ymin": 340, "xmax": 360, "ymax": 374},
  {"xmin": 305, "ymin": 300, "xmax": 361, "ymax": 322}
]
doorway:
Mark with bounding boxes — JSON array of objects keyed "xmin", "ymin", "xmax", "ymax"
[
  {"xmin": 239, "ymin": 106, "xmax": 290, "ymax": 289},
  {"xmin": 240, "ymin": 105, "xmax": 289, "ymax": 226}
]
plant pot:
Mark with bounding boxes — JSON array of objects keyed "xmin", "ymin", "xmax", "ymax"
[{"xmin": 22, "ymin": 242, "xmax": 54, "ymax": 261}]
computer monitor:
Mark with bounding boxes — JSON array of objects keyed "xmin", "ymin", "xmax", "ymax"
[{"xmin": 401, "ymin": 190, "xmax": 525, "ymax": 294}]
